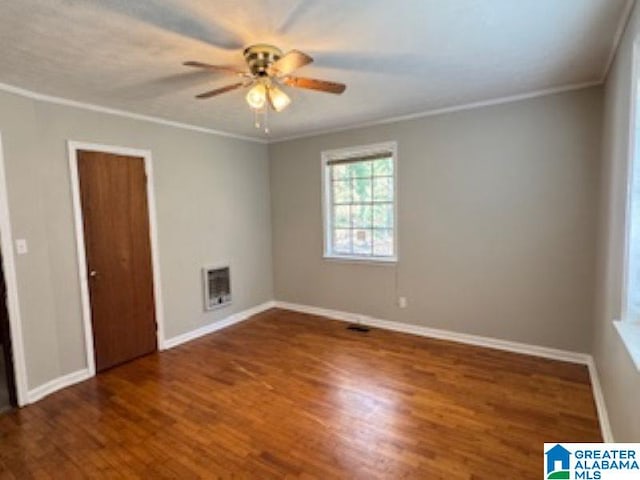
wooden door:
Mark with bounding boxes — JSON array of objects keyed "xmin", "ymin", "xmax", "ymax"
[{"xmin": 77, "ymin": 150, "xmax": 157, "ymax": 372}]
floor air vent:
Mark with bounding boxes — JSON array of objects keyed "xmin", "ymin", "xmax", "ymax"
[{"xmin": 347, "ymin": 324, "xmax": 370, "ymax": 333}]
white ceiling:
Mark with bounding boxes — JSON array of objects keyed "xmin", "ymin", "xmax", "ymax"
[{"xmin": 0, "ymin": 0, "xmax": 631, "ymax": 141}]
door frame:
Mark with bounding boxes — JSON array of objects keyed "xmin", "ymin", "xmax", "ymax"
[
  {"xmin": 68, "ymin": 141, "xmax": 166, "ymax": 376},
  {"xmin": 0, "ymin": 132, "xmax": 28, "ymax": 406}
]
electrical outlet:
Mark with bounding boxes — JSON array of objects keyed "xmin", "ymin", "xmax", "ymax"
[
  {"xmin": 398, "ymin": 297, "xmax": 408, "ymax": 309},
  {"xmin": 15, "ymin": 239, "xmax": 28, "ymax": 255}
]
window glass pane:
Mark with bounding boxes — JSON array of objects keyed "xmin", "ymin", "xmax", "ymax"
[
  {"xmin": 373, "ymin": 204, "xmax": 393, "ymax": 228},
  {"xmin": 346, "ymin": 160, "xmax": 372, "ymax": 178},
  {"xmin": 333, "ymin": 229, "xmax": 351, "ymax": 254},
  {"xmin": 324, "ymin": 146, "xmax": 395, "ymax": 260},
  {"xmin": 352, "ymin": 205, "xmax": 372, "ymax": 228},
  {"xmin": 352, "ymin": 229, "xmax": 372, "ymax": 255},
  {"xmin": 332, "ymin": 180, "xmax": 351, "ymax": 204},
  {"xmin": 373, "ymin": 229, "xmax": 393, "ymax": 256},
  {"xmin": 627, "ymin": 84, "xmax": 640, "ymax": 320},
  {"xmin": 333, "ymin": 205, "xmax": 350, "ymax": 228},
  {"xmin": 372, "ymin": 157, "xmax": 393, "ymax": 176},
  {"xmin": 373, "ymin": 177, "xmax": 393, "ymax": 202},
  {"xmin": 352, "ymin": 177, "xmax": 372, "ymax": 203},
  {"xmin": 331, "ymin": 164, "xmax": 349, "ymax": 180}
]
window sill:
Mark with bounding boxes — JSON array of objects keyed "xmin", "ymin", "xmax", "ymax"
[
  {"xmin": 614, "ymin": 320, "xmax": 640, "ymax": 371},
  {"xmin": 323, "ymin": 254, "xmax": 397, "ymax": 265}
]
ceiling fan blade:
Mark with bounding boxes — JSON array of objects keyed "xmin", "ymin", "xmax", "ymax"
[
  {"xmin": 195, "ymin": 82, "xmax": 247, "ymax": 99},
  {"xmin": 95, "ymin": 2, "xmax": 244, "ymax": 50},
  {"xmin": 282, "ymin": 76, "xmax": 346, "ymax": 94},
  {"xmin": 184, "ymin": 61, "xmax": 247, "ymax": 76},
  {"xmin": 269, "ymin": 50, "xmax": 313, "ymax": 76}
]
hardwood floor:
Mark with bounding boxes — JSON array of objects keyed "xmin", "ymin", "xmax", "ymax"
[{"xmin": 0, "ymin": 308, "xmax": 601, "ymax": 479}]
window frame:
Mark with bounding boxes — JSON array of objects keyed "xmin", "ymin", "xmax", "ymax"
[
  {"xmin": 621, "ymin": 39, "xmax": 640, "ymax": 326},
  {"xmin": 321, "ymin": 141, "xmax": 398, "ymax": 263},
  {"xmin": 617, "ymin": 38, "xmax": 640, "ymax": 372}
]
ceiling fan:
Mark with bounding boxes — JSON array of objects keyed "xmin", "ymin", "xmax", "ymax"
[{"xmin": 184, "ymin": 44, "xmax": 346, "ymax": 132}]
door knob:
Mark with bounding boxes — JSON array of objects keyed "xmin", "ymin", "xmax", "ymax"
[{"xmin": 89, "ymin": 270, "xmax": 98, "ymax": 278}]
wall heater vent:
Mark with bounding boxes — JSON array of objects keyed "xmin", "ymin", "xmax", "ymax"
[{"xmin": 203, "ymin": 265, "xmax": 231, "ymax": 311}]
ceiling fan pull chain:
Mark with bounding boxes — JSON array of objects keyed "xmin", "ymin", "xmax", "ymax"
[{"xmin": 253, "ymin": 106, "xmax": 269, "ymax": 134}]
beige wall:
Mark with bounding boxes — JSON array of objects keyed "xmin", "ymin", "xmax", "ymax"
[
  {"xmin": 594, "ymin": 2, "xmax": 640, "ymax": 441},
  {"xmin": 270, "ymin": 87, "xmax": 602, "ymax": 353},
  {"xmin": 0, "ymin": 69, "xmax": 611, "ymax": 417},
  {"xmin": 0, "ymin": 90, "xmax": 273, "ymax": 390}
]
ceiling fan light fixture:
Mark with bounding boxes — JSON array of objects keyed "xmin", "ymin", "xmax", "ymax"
[
  {"xmin": 186, "ymin": 44, "xmax": 346, "ymax": 132},
  {"xmin": 268, "ymin": 85, "xmax": 291, "ymax": 112},
  {"xmin": 246, "ymin": 82, "xmax": 267, "ymax": 109}
]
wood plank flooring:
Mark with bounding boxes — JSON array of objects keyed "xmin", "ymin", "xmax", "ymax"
[{"xmin": 0, "ymin": 308, "xmax": 601, "ymax": 479}]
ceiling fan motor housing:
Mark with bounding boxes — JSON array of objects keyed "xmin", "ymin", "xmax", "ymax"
[{"xmin": 244, "ymin": 44, "xmax": 283, "ymax": 77}]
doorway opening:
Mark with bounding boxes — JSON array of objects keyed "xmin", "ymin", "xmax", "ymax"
[{"xmin": 0, "ymin": 249, "xmax": 17, "ymax": 412}]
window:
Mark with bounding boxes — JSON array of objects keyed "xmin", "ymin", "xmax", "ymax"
[
  {"xmin": 625, "ymin": 76, "xmax": 640, "ymax": 323},
  {"xmin": 322, "ymin": 142, "xmax": 397, "ymax": 262},
  {"xmin": 618, "ymin": 44, "xmax": 640, "ymax": 371}
]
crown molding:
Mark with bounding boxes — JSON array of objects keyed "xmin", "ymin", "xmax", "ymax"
[
  {"xmin": 0, "ymin": 78, "xmax": 603, "ymax": 146},
  {"xmin": 602, "ymin": 0, "xmax": 636, "ymax": 80},
  {"xmin": 270, "ymin": 80, "xmax": 603, "ymax": 143},
  {"xmin": 0, "ymin": 82, "xmax": 267, "ymax": 144}
]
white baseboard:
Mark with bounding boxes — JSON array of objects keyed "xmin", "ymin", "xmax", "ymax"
[
  {"xmin": 24, "ymin": 301, "xmax": 276, "ymax": 405},
  {"xmin": 23, "ymin": 299, "xmax": 613, "ymax": 443},
  {"xmin": 274, "ymin": 300, "xmax": 613, "ymax": 441},
  {"xmin": 586, "ymin": 357, "xmax": 614, "ymax": 442},
  {"xmin": 27, "ymin": 368, "xmax": 92, "ymax": 404},
  {"xmin": 274, "ymin": 301, "xmax": 590, "ymax": 364},
  {"xmin": 162, "ymin": 301, "xmax": 276, "ymax": 350}
]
